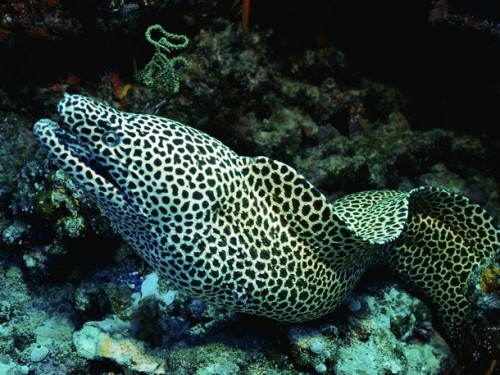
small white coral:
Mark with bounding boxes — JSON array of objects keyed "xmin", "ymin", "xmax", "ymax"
[{"xmin": 73, "ymin": 317, "xmax": 166, "ymax": 374}]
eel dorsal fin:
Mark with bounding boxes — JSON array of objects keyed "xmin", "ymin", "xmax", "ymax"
[
  {"xmin": 331, "ymin": 189, "xmax": 410, "ymax": 244},
  {"xmin": 239, "ymin": 156, "xmax": 374, "ymax": 270},
  {"xmin": 405, "ymin": 186, "xmax": 500, "ymax": 260}
]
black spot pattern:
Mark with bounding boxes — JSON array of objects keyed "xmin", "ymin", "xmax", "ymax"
[
  {"xmin": 33, "ymin": 96, "xmax": 499, "ymax": 343},
  {"xmin": 381, "ymin": 186, "xmax": 500, "ymax": 345}
]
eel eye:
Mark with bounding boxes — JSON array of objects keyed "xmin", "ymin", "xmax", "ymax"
[{"xmin": 102, "ymin": 130, "xmax": 121, "ymax": 147}]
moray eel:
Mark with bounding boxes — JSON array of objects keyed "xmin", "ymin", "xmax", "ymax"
[{"xmin": 33, "ymin": 94, "xmax": 499, "ymax": 347}]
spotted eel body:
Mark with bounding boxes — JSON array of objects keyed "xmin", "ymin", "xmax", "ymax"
[{"xmin": 34, "ymin": 95, "xmax": 499, "ymax": 346}]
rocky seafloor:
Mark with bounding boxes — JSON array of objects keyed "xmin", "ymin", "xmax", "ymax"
[{"xmin": 0, "ymin": 1, "xmax": 499, "ymax": 374}]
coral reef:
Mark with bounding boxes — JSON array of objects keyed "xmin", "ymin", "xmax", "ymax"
[
  {"xmin": 2, "ymin": 156, "xmax": 118, "ymax": 282},
  {"xmin": 429, "ymin": 0, "xmax": 500, "ymax": 36},
  {"xmin": 0, "ymin": 0, "xmax": 499, "ymax": 374},
  {"xmin": 287, "ymin": 284, "xmax": 453, "ymax": 375}
]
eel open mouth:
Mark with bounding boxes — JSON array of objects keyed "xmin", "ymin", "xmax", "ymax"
[{"xmin": 33, "ymin": 118, "xmax": 123, "ymax": 198}]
